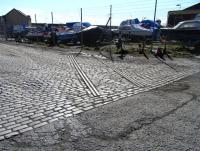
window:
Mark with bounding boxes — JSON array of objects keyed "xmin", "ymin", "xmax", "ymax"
[{"xmin": 178, "ymin": 22, "xmax": 200, "ymax": 29}]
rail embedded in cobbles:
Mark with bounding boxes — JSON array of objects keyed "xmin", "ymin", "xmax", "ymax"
[
  {"xmin": 93, "ymin": 55, "xmax": 147, "ymax": 87},
  {"xmin": 69, "ymin": 55, "xmax": 100, "ymax": 97}
]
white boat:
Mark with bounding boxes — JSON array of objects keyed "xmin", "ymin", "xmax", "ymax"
[{"xmin": 118, "ymin": 19, "xmax": 153, "ymax": 38}]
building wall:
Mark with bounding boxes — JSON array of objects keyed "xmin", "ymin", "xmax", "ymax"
[
  {"xmin": 5, "ymin": 9, "xmax": 31, "ymax": 26},
  {"xmin": 167, "ymin": 8, "xmax": 200, "ymax": 27},
  {"xmin": 0, "ymin": 17, "xmax": 4, "ymax": 34},
  {"xmin": 167, "ymin": 12, "xmax": 199, "ymax": 27}
]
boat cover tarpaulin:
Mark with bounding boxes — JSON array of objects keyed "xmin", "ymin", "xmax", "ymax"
[{"xmin": 78, "ymin": 26, "xmax": 104, "ymax": 45}]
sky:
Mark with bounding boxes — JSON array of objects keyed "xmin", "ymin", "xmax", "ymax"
[{"xmin": 0, "ymin": 0, "xmax": 199, "ymax": 25}]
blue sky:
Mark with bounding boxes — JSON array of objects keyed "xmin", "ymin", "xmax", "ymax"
[{"xmin": 0, "ymin": 0, "xmax": 199, "ymax": 25}]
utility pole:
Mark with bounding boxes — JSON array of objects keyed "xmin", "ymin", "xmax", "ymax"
[
  {"xmin": 76, "ymin": 8, "xmax": 83, "ymax": 57},
  {"xmin": 110, "ymin": 5, "xmax": 112, "ymax": 30},
  {"xmin": 51, "ymin": 12, "xmax": 53, "ymax": 25},
  {"xmin": 35, "ymin": 14, "xmax": 38, "ymax": 42},
  {"xmin": 153, "ymin": 0, "xmax": 158, "ymax": 24},
  {"xmin": 81, "ymin": 8, "xmax": 83, "ymax": 47},
  {"xmin": 153, "ymin": 0, "xmax": 158, "ymax": 41},
  {"xmin": 35, "ymin": 14, "xmax": 37, "ymax": 24}
]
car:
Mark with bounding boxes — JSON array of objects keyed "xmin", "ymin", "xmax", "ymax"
[
  {"xmin": 161, "ymin": 20, "xmax": 200, "ymax": 46},
  {"xmin": 56, "ymin": 22, "xmax": 92, "ymax": 44}
]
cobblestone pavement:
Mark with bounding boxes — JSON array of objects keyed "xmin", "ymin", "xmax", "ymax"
[{"xmin": 0, "ymin": 43, "xmax": 200, "ymax": 141}]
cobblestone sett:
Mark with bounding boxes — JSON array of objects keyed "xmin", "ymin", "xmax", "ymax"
[
  {"xmin": 0, "ymin": 115, "xmax": 6, "ymax": 118},
  {"xmin": 64, "ymin": 110, "xmax": 72, "ymax": 114},
  {"xmin": 19, "ymin": 127, "xmax": 33, "ymax": 133},
  {"xmin": 41, "ymin": 117, "xmax": 52, "ymax": 122},
  {"xmin": 94, "ymin": 104, "xmax": 104, "ymax": 107},
  {"xmin": 54, "ymin": 107, "xmax": 62, "ymax": 111},
  {"xmin": 83, "ymin": 106, "xmax": 94, "ymax": 111},
  {"xmin": 64, "ymin": 113, "xmax": 73, "ymax": 118},
  {"xmin": 13, "ymin": 125, "xmax": 28, "ymax": 131},
  {"xmin": 72, "ymin": 107, "xmax": 82, "ymax": 112},
  {"xmin": 23, "ymin": 112, "xmax": 34, "ymax": 117},
  {"xmin": 5, "ymin": 131, "xmax": 19, "ymax": 138},
  {"xmin": 58, "ymin": 116, "xmax": 65, "ymax": 120},
  {"xmin": 28, "ymin": 121, "xmax": 41, "ymax": 127},
  {"xmin": 32, "ymin": 115, "xmax": 46, "ymax": 121},
  {"xmin": 7, "ymin": 123, "xmax": 21, "ymax": 130},
  {"xmin": 57, "ymin": 108, "xmax": 65, "ymax": 113},
  {"xmin": 16, "ymin": 117, "xmax": 30, "ymax": 123},
  {"xmin": 0, "ymin": 128, "xmax": 6, "ymax": 132},
  {"xmin": 3, "ymin": 122, "xmax": 16, "ymax": 127},
  {"xmin": 0, "ymin": 121, "xmax": 7, "ymax": 125},
  {"xmin": 0, "ymin": 130, "xmax": 12, "ymax": 136},
  {"xmin": 73, "ymin": 110, "xmax": 83, "ymax": 115},
  {"xmin": 2, "ymin": 115, "xmax": 14, "ymax": 120},
  {"xmin": 15, "ymin": 112, "xmax": 28, "ymax": 117},
  {"xmin": 31, "ymin": 113, "xmax": 43, "ymax": 118},
  {"xmin": 35, "ymin": 109, "xmax": 45, "ymax": 114},
  {"xmin": 48, "ymin": 118, "xmax": 58, "ymax": 123},
  {"xmin": 44, "ymin": 110, "xmax": 54, "ymax": 115},
  {"xmin": 83, "ymin": 103, "xmax": 93, "ymax": 108},
  {"xmin": 112, "ymin": 98, "xmax": 119, "ymax": 102},
  {"xmin": 0, "ymin": 136, "xmax": 4, "ymax": 140},
  {"xmin": 8, "ymin": 116, "xmax": 22, "ymax": 122},
  {"xmin": 49, "ymin": 112, "xmax": 59, "ymax": 116},
  {"xmin": 20, "ymin": 120, "xmax": 33, "ymax": 125},
  {"xmin": 53, "ymin": 113, "xmax": 64, "ymax": 118},
  {"xmin": 33, "ymin": 122, "xmax": 48, "ymax": 128}
]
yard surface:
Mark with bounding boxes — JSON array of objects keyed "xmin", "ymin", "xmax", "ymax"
[{"xmin": 0, "ymin": 42, "xmax": 200, "ymax": 150}]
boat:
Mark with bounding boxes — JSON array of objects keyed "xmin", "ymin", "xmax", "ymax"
[
  {"xmin": 118, "ymin": 18, "xmax": 161, "ymax": 40},
  {"xmin": 78, "ymin": 26, "xmax": 112, "ymax": 46},
  {"xmin": 161, "ymin": 20, "xmax": 200, "ymax": 45}
]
